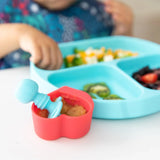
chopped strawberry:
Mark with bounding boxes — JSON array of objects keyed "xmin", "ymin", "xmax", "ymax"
[{"xmin": 141, "ymin": 73, "xmax": 158, "ymax": 84}]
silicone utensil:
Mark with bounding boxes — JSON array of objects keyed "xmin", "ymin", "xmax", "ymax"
[{"xmin": 15, "ymin": 79, "xmax": 63, "ymax": 118}]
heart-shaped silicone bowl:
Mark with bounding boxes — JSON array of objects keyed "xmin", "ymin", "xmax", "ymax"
[{"xmin": 31, "ymin": 86, "xmax": 94, "ymax": 140}]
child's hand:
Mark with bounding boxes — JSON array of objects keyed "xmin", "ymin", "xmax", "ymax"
[
  {"xmin": 18, "ymin": 24, "xmax": 63, "ymax": 70},
  {"xmin": 103, "ymin": 0, "xmax": 133, "ymax": 36}
]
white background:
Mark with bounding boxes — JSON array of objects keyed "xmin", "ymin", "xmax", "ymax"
[{"xmin": 121, "ymin": 0, "xmax": 160, "ymax": 44}]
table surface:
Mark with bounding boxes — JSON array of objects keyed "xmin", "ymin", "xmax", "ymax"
[{"xmin": 1, "ymin": 67, "xmax": 160, "ymax": 160}]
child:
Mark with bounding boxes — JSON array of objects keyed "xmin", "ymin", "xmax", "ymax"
[{"xmin": 0, "ymin": 0, "xmax": 133, "ymax": 70}]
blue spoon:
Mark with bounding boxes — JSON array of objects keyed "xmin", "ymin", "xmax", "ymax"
[{"xmin": 15, "ymin": 79, "xmax": 63, "ymax": 118}]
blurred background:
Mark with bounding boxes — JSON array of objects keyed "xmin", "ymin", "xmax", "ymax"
[{"xmin": 121, "ymin": 0, "xmax": 160, "ymax": 44}]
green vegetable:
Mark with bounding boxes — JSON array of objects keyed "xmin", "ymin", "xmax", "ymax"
[
  {"xmin": 98, "ymin": 57, "xmax": 104, "ymax": 62},
  {"xmin": 64, "ymin": 58, "xmax": 73, "ymax": 68},
  {"xmin": 72, "ymin": 57, "xmax": 84, "ymax": 66},
  {"xmin": 83, "ymin": 82, "xmax": 124, "ymax": 100},
  {"xmin": 83, "ymin": 82, "xmax": 110, "ymax": 98},
  {"xmin": 73, "ymin": 48, "xmax": 85, "ymax": 54},
  {"xmin": 83, "ymin": 83, "xmax": 94, "ymax": 92},
  {"xmin": 97, "ymin": 90, "xmax": 110, "ymax": 98},
  {"xmin": 104, "ymin": 94, "xmax": 123, "ymax": 100}
]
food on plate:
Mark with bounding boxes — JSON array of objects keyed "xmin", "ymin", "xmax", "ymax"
[
  {"xmin": 83, "ymin": 82, "xmax": 110, "ymax": 98},
  {"xmin": 64, "ymin": 47, "xmax": 138, "ymax": 68},
  {"xmin": 132, "ymin": 66, "xmax": 160, "ymax": 89},
  {"xmin": 83, "ymin": 82, "xmax": 123, "ymax": 100},
  {"xmin": 104, "ymin": 94, "xmax": 122, "ymax": 100}
]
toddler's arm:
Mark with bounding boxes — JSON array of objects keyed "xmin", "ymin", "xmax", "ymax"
[{"xmin": 0, "ymin": 23, "xmax": 63, "ymax": 70}]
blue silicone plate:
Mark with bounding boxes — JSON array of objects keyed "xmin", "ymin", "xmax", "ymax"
[{"xmin": 30, "ymin": 36, "xmax": 160, "ymax": 119}]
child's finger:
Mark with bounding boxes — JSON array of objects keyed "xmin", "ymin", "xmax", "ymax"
[
  {"xmin": 47, "ymin": 45, "xmax": 62, "ymax": 70},
  {"xmin": 104, "ymin": 0, "xmax": 117, "ymax": 8},
  {"xmin": 55, "ymin": 48, "xmax": 63, "ymax": 69},
  {"xmin": 105, "ymin": 0, "xmax": 124, "ymax": 8},
  {"xmin": 112, "ymin": 1, "xmax": 132, "ymax": 14},
  {"xmin": 112, "ymin": 13, "xmax": 122, "ymax": 22},
  {"xmin": 57, "ymin": 53, "xmax": 63, "ymax": 69},
  {"xmin": 46, "ymin": 49, "xmax": 58, "ymax": 70},
  {"xmin": 104, "ymin": 1, "xmax": 120, "ymax": 14},
  {"xmin": 38, "ymin": 46, "xmax": 51, "ymax": 69},
  {"xmin": 114, "ymin": 13, "xmax": 132, "ymax": 27},
  {"xmin": 105, "ymin": 0, "xmax": 129, "ymax": 13},
  {"xmin": 105, "ymin": 6, "xmax": 120, "ymax": 15},
  {"xmin": 106, "ymin": 4, "xmax": 131, "ymax": 17},
  {"xmin": 30, "ymin": 45, "xmax": 42, "ymax": 65},
  {"xmin": 49, "ymin": 44, "xmax": 63, "ymax": 70}
]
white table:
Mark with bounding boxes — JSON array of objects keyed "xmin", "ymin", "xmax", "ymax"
[{"xmin": 1, "ymin": 67, "xmax": 160, "ymax": 160}]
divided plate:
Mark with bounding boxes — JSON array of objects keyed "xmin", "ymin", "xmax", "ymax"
[{"xmin": 30, "ymin": 36, "xmax": 160, "ymax": 119}]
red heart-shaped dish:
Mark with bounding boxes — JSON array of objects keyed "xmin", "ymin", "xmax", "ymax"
[{"xmin": 32, "ymin": 86, "xmax": 94, "ymax": 140}]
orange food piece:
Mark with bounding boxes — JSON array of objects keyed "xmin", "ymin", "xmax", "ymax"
[
  {"xmin": 97, "ymin": 53, "xmax": 104, "ymax": 60},
  {"xmin": 60, "ymin": 99, "xmax": 72, "ymax": 114},
  {"xmin": 61, "ymin": 98, "xmax": 87, "ymax": 117},
  {"xmin": 66, "ymin": 105, "xmax": 86, "ymax": 117},
  {"xmin": 37, "ymin": 109, "xmax": 49, "ymax": 118},
  {"xmin": 66, "ymin": 55, "xmax": 75, "ymax": 63},
  {"xmin": 78, "ymin": 52, "xmax": 87, "ymax": 64},
  {"xmin": 88, "ymin": 52, "xmax": 95, "ymax": 57}
]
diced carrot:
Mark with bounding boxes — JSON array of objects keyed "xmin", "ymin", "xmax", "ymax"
[
  {"xmin": 78, "ymin": 52, "xmax": 87, "ymax": 63},
  {"xmin": 97, "ymin": 53, "xmax": 104, "ymax": 60},
  {"xmin": 66, "ymin": 55, "xmax": 75, "ymax": 63},
  {"xmin": 88, "ymin": 52, "xmax": 95, "ymax": 57},
  {"xmin": 79, "ymin": 52, "xmax": 86, "ymax": 57}
]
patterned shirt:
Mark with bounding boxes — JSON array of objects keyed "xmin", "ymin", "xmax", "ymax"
[{"xmin": 0, "ymin": 0, "xmax": 114, "ymax": 69}]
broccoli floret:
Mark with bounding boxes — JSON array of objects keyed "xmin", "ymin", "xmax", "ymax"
[{"xmin": 72, "ymin": 57, "xmax": 84, "ymax": 66}]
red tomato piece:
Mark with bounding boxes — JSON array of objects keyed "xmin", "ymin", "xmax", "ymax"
[{"xmin": 141, "ymin": 73, "xmax": 158, "ymax": 84}]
